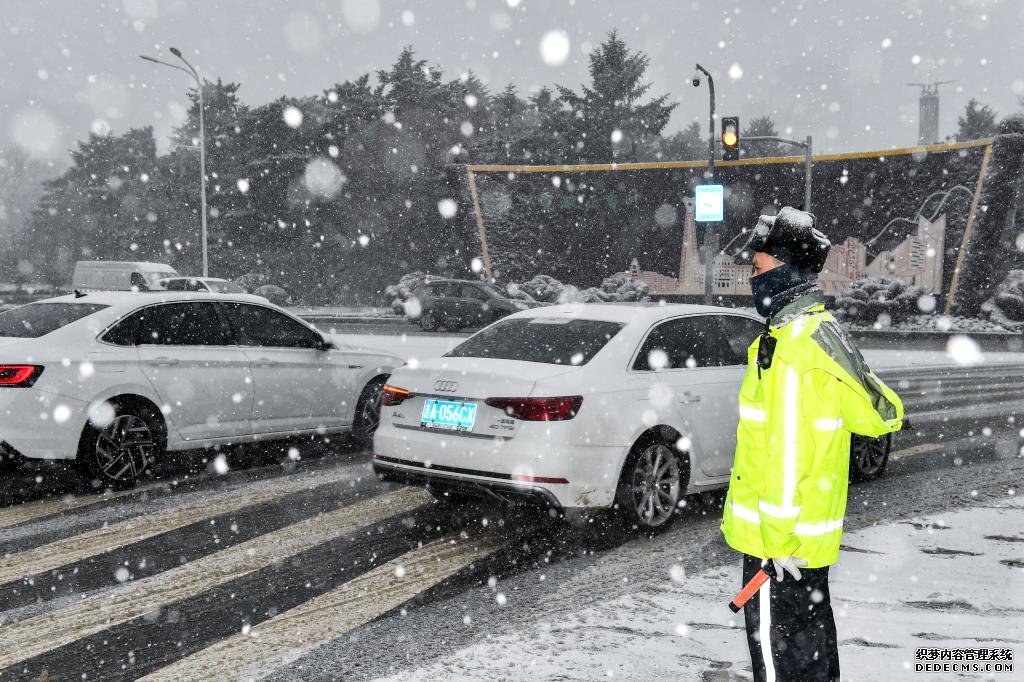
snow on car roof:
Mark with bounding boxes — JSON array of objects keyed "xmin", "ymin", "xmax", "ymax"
[
  {"xmin": 42, "ymin": 290, "xmax": 269, "ymax": 310},
  {"xmin": 159, "ymin": 276, "xmax": 232, "ymax": 282},
  {"xmin": 510, "ymin": 302, "xmax": 760, "ymax": 325}
]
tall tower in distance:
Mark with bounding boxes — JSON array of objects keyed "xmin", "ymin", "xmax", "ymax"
[{"xmin": 907, "ymin": 79, "xmax": 954, "ymax": 144}]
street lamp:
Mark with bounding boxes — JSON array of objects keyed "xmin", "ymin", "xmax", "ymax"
[
  {"xmin": 140, "ymin": 47, "xmax": 209, "ymax": 277},
  {"xmin": 692, "ymin": 64, "xmax": 715, "ymax": 179},
  {"xmin": 692, "ymin": 63, "xmax": 717, "ymax": 304}
]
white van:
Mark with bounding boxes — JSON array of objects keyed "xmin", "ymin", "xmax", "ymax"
[{"xmin": 71, "ymin": 261, "xmax": 179, "ymax": 292}]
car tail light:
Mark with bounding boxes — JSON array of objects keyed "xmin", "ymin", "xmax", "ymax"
[
  {"xmin": 0, "ymin": 365, "xmax": 44, "ymax": 388},
  {"xmin": 485, "ymin": 396, "xmax": 583, "ymax": 421},
  {"xmin": 380, "ymin": 384, "xmax": 412, "ymax": 406}
]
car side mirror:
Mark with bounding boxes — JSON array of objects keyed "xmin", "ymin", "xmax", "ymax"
[{"xmin": 319, "ymin": 336, "xmax": 336, "ymax": 351}]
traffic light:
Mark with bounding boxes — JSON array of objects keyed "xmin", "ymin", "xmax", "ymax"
[{"xmin": 721, "ymin": 116, "xmax": 740, "ymax": 160}]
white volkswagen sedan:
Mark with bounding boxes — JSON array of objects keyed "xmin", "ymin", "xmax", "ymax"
[
  {"xmin": 0, "ymin": 291, "xmax": 400, "ymax": 485},
  {"xmin": 373, "ymin": 303, "xmax": 889, "ymax": 532}
]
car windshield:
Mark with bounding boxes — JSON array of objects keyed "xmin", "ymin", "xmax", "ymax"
[
  {"xmin": 206, "ymin": 280, "xmax": 245, "ymax": 293},
  {"xmin": 445, "ymin": 317, "xmax": 624, "ymax": 365},
  {"xmin": 0, "ymin": 302, "xmax": 109, "ymax": 338}
]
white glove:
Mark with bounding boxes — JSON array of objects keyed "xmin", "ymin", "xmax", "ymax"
[{"xmin": 772, "ymin": 556, "xmax": 808, "ymax": 582}]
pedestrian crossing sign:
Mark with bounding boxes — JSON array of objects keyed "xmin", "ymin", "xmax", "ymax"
[{"xmin": 695, "ymin": 184, "xmax": 724, "ymax": 222}]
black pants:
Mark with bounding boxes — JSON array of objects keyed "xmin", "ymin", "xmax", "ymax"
[{"xmin": 741, "ymin": 554, "xmax": 840, "ymax": 682}]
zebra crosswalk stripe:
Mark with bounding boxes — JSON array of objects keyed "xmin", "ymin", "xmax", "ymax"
[
  {"xmin": 0, "ymin": 487, "xmax": 141, "ymax": 531},
  {"xmin": 0, "ymin": 487, "xmax": 432, "ymax": 669},
  {"xmin": 141, "ymin": 534, "xmax": 500, "ymax": 681},
  {"xmin": 0, "ymin": 464, "xmax": 363, "ymax": 585}
]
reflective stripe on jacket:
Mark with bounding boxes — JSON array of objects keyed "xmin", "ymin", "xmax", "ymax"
[{"xmin": 720, "ymin": 294, "xmax": 904, "ymax": 568}]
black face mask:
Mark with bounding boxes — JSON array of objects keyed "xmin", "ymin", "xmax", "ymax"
[{"xmin": 749, "ymin": 264, "xmax": 808, "ymax": 318}]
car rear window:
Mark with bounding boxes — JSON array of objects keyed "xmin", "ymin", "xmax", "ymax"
[
  {"xmin": 445, "ymin": 317, "xmax": 624, "ymax": 366},
  {"xmin": 0, "ymin": 302, "xmax": 109, "ymax": 338}
]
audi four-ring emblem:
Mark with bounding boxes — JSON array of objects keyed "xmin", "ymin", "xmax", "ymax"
[{"xmin": 433, "ymin": 380, "xmax": 458, "ymax": 393}]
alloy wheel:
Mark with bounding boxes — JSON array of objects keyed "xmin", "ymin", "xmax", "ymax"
[
  {"xmin": 851, "ymin": 434, "xmax": 888, "ymax": 478},
  {"xmin": 356, "ymin": 382, "xmax": 383, "ymax": 439},
  {"xmin": 352, "ymin": 379, "xmax": 386, "ymax": 449},
  {"xmin": 630, "ymin": 443, "xmax": 681, "ymax": 527},
  {"xmin": 93, "ymin": 414, "xmax": 154, "ymax": 483}
]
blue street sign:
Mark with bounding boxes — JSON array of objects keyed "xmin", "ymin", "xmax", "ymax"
[{"xmin": 695, "ymin": 184, "xmax": 724, "ymax": 222}]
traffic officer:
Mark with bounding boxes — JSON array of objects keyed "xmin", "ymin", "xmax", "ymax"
[{"xmin": 720, "ymin": 207, "xmax": 904, "ymax": 682}]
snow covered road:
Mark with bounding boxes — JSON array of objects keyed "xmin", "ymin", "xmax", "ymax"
[
  {"xmin": 0, "ymin": 339, "xmax": 1019, "ymax": 680},
  {"xmin": 374, "ymin": 495, "xmax": 1023, "ymax": 682}
]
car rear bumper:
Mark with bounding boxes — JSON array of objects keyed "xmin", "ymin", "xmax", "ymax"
[
  {"xmin": 373, "ymin": 454, "xmax": 562, "ymax": 508},
  {"xmin": 372, "ymin": 423, "xmax": 625, "ymax": 508},
  {"xmin": 0, "ymin": 389, "xmax": 85, "ymax": 461}
]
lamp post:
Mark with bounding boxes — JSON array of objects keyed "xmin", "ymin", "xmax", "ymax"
[
  {"xmin": 692, "ymin": 63, "xmax": 715, "ymax": 179},
  {"xmin": 140, "ymin": 47, "xmax": 209, "ymax": 277},
  {"xmin": 692, "ymin": 64, "xmax": 717, "ymax": 304}
]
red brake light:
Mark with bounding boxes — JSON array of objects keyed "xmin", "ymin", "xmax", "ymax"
[
  {"xmin": 380, "ymin": 384, "xmax": 411, "ymax": 406},
  {"xmin": 0, "ymin": 365, "xmax": 44, "ymax": 388},
  {"xmin": 485, "ymin": 396, "xmax": 583, "ymax": 421}
]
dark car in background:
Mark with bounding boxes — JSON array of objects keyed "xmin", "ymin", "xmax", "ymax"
[{"xmin": 413, "ymin": 279, "xmax": 543, "ymax": 331}]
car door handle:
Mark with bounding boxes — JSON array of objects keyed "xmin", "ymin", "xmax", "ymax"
[
  {"xmin": 678, "ymin": 391, "xmax": 701, "ymax": 404},
  {"xmin": 255, "ymin": 358, "xmax": 279, "ymax": 367},
  {"xmin": 153, "ymin": 357, "xmax": 179, "ymax": 367}
]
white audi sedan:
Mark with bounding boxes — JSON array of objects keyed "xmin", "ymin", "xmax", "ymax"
[
  {"xmin": 373, "ymin": 303, "xmax": 891, "ymax": 533},
  {"xmin": 0, "ymin": 291, "xmax": 400, "ymax": 485}
]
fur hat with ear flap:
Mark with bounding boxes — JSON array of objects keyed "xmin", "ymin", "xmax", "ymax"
[{"xmin": 747, "ymin": 207, "xmax": 832, "ymax": 274}]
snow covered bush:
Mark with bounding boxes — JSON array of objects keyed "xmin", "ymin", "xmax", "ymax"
[
  {"xmin": 255, "ymin": 284, "xmax": 290, "ymax": 306},
  {"xmin": 833, "ymin": 276, "xmax": 927, "ymax": 326},
  {"xmin": 235, "ymin": 273, "xmax": 290, "ymax": 305},
  {"xmin": 598, "ymin": 272, "xmax": 650, "ymax": 302},
  {"xmin": 384, "ymin": 271, "xmax": 430, "ymax": 315},
  {"xmin": 234, "ymin": 273, "xmax": 269, "ymax": 294},
  {"xmin": 980, "ymin": 269, "xmax": 1024, "ymax": 330},
  {"xmin": 513, "ymin": 273, "xmax": 648, "ymax": 304},
  {"xmin": 502, "ymin": 282, "xmax": 538, "ymax": 302},
  {"xmin": 516, "ymin": 274, "xmax": 566, "ymax": 303}
]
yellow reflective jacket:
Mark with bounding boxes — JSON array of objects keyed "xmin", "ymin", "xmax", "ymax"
[{"xmin": 720, "ymin": 292, "xmax": 904, "ymax": 568}]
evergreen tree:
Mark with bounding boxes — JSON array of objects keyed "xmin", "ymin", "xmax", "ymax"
[
  {"xmin": 656, "ymin": 121, "xmax": 704, "ymax": 161},
  {"xmin": 0, "ymin": 146, "xmax": 55, "ymax": 280},
  {"xmin": 956, "ymin": 98, "xmax": 998, "ymax": 141},
  {"xmin": 742, "ymin": 115, "xmax": 785, "ymax": 158},
  {"xmin": 556, "ymin": 31, "xmax": 676, "ymax": 164},
  {"xmin": 28, "ymin": 128, "xmax": 162, "ymax": 280}
]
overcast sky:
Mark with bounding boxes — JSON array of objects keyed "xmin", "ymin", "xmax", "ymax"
[{"xmin": 3, "ymin": 0, "xmax": 1022, "ymax": 165}]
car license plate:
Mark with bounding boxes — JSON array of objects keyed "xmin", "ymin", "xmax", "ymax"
[{"xmin": 421, "ymin": 399, "xmax": 477, "ymax": 431}]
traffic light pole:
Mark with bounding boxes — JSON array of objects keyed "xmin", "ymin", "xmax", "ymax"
[{"xmin": 742, "ymin": 135, "xmax": 814, "ymax": 212}]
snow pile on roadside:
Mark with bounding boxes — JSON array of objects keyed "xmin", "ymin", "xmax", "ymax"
[
  {"xmin": 845, "ymin": 314, "xmax": 1017, "ymax": 334},
  {"xmin": 378, "ymin": 496, "xmax": 1023, "ymax": 682},
  {"xmin": 288, "ymin": 305, "xmax": 397, "ymax": 318}
]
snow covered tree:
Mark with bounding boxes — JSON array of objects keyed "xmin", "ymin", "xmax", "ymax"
[
  {"xmin": 556, "ymin": 31, "xmax": 676, "ymax": 164},
  {"xmin": 654, "ymin": 121, "xmax": 704, "ymax": 161},
  {"xmin": 0, "ymin": 146, "xmax": 54, "ymax": 284},
  {"xmin": 30, "ymin": 127, "xmax": 163, "ymax": 276},
  {"xmin": 742, "ymin": 115, "xmax": 785, "ymax": 158},
  {"xmin": 956, "ymin": 98, "xmax": 998, "ymax": 141}
]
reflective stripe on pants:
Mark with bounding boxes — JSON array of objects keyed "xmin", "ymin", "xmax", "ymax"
[{"xmin": 741, "ymin": 554, "xmax": 840, "ymax": 682}]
